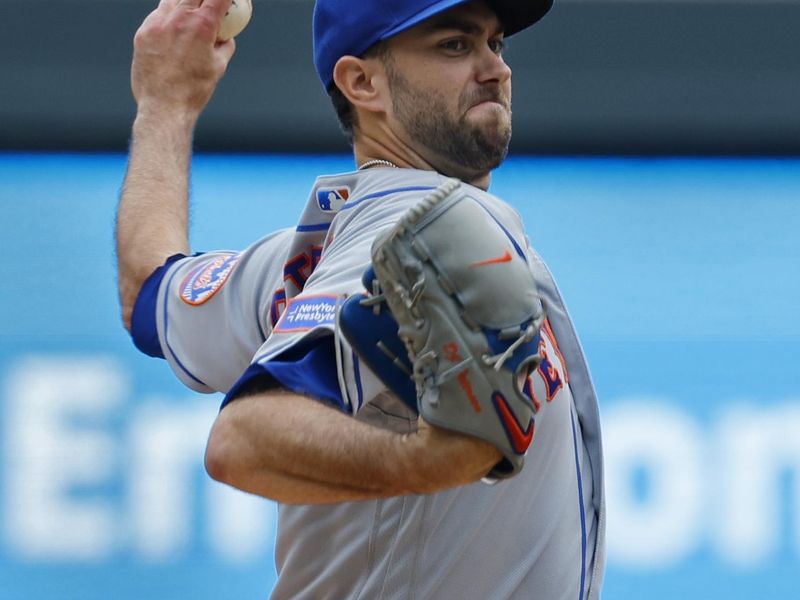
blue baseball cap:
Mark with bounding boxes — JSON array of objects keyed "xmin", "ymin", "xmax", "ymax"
[{"xmin": 313, "ymin": 0, "xmax": 554, "ymax": 90}]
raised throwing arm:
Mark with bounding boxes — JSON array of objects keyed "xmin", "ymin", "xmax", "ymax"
[{"xmin": 116, "ymin": 0, "xmax": 236, "ymax": 330}]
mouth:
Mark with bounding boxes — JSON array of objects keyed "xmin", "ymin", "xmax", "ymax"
[
  {"xmin": 463, "ymin": 89, "xmax": 509, "ymax": 114},
  {"xmin": 471, "ymin": 99, "xmax": 506, "ymax": 110},
  {"xmin": 465, "ymin": 99, "xmax": 510, "ymax": 122}
]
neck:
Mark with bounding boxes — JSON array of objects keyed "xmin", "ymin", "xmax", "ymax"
[{"xmin": 353, "ymin": 134, "xmax": 492, "ymax": 191}]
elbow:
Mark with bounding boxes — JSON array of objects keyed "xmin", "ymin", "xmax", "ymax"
[
  {"xmin": 204, "ymin": 408, "xmax": 284, "ymax": 501},
  {"xmin": 204, "ymin": 439, "xmax": 226, "ymax": 484},
  {"xmin": 204, "ymin": 401, "xmax": 302, "ymax": 503},
  {"xmin": 205, "ymin": 406, "xmax": 259, "ymax": 491},
  {"xmin": 117, "ymin": 273, "xmax": 144, "ymax": 334},
  {"xmin": 120, "ymin": 302, "xmax": 134, "ymax": 334},
  {"xmin": 204, "ymin": 415, "xmax": 239, "ymax": 485}
]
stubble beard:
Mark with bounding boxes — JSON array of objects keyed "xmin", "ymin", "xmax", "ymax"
[{"xmin": 387, "ymin": 66, "xmax": 512, "ymax": 175}]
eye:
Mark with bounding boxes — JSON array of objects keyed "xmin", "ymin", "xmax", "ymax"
[
  {"xmin": 488, "ymin": 38, "xmax": 506, "ymax": 55},
  {"xmin": 440, "ymin": 38, "xmax": 468, "ymax": 53}
]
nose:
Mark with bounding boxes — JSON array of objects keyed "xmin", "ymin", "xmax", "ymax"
[{"xmin": 476, "ymin": 45, "xmax": 512, "ymax": 85}]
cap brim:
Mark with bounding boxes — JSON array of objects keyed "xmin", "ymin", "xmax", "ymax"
[
  {"xmin": 380, "ymin": 0, "xmax": 470, "ymax": 41},
  {"xmin": 379, "ymin": 0, "xmax": 553, "ymax": 42},
  {"xmin": 492, "ymin": 0, "xmax": 554, "ymax": 36}
]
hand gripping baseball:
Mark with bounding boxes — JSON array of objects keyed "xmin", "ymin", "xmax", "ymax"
[
  {"xmin": 131, "ymin": 0, "xmax": 237, "ymax": 119},
  {"xmin": 340, "ymin": 180, "xmax": 546, "ymax": 479}
]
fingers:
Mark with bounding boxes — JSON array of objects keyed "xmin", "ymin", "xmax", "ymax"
[
  {"xmin": 157, "ymin": 0, "xmax": 185, "ymax": 9},
  {"xmin": 148, "ymin": 0, "xmax": 231, "ymax": 44},
  {"xmin": 131, "ymin": 0, "xmax": 236, "ymax": 118},
  {"xmin": 160, "ymin": 0, "xmax": 230, "ymax": 19},
  {"xmin": 215, "ymin": 37, "xmax": 237, "ymax": 64},
  {"xmin": 172, "ymin": 0, "xmax": 231, "ymax": 42},
  {"xmin": 196, "ymin": 0, "xmax": 232, "ymax": 21}
]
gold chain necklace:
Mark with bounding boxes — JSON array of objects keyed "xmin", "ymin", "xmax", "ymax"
[{"xmin": 357, "ymin": 159, "xmax": 399, "ymax": 170}]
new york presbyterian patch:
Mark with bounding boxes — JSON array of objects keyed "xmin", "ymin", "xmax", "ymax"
[
  {"xmin": 274, "ymin": 294, "xmax": 338, "ymax": 332},
  {"xmin": 179, "ymin": 254, "xmax": 240, "ymax": 306}
]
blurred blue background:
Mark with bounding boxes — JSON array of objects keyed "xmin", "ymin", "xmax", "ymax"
[{"xmin": 1, "ymin": 153, "xmax": 798, "ymax": 599}]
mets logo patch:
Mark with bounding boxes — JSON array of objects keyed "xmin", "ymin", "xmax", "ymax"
[
  {"xmin": 316, "ymin": 187, "xmax": 350, "ymax": 213},
  {"xmin": 274, "ymin": 294, "xmax": 338, "ymax": 332},
  {"xmin": 179, "ymin": 254, "xmax": 240, "ymax": 306}
]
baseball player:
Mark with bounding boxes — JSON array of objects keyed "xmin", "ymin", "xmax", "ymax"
[{"xmin": 116, "ymin": 0, "xmax": 606, "ymax": 598}]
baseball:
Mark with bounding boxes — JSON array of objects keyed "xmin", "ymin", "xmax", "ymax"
[{"xmin": 218, "ymin": 0, "xmax": 252, "ymax": 41}]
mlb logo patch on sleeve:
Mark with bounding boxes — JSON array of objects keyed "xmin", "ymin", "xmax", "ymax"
[
  {"xmin": 274, "ymin": 294, "xmax": 338, "ymax": 332},
  {"xmin": 179, "ymin": 254, "xmax": 240, "ymax": 306},
  {"xmin": 316, "ymin": 187, "xmax": 350, "ymax": 212}
]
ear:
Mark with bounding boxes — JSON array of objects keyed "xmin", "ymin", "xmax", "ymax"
[{"xmin": 332, "ymin": 55, "xmax": 388, "ymax": 116}]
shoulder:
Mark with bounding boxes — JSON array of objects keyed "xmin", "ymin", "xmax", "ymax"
[
  {"xmin": 334, "ymin": 168, "xmax": 449, "ymax": 210},
  {"xmin": 464, "ymin": 183, "xmax": 523, "ymax": 224},
  {"xmin": 317, "ymin": 169, "xmax": 448, "ymax": 240},
  {"xmin": 309, "ymin": 169, "xmax": 526, "ymax": 248}
]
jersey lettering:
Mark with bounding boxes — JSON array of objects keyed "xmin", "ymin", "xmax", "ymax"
[
  {"xmin": 270, "ymin": 288, "xmax": 287, "ymax": 328},
  {"xmin": 522, "ymin": 377, "xmax": 542, "ymax": 412},
  {"xmin": 311, "ymin": 245, "xmax": 323, "ymax": 272},
  {"xmin": 524, "ymin": 319, "xmax": 568, "ymax": 406},
  {"xmin": 283, "ymin": 246, "xmax": 324, "ymax": 291},
  {"xmin": 283, "ymin": 253, "xmax": 311, "ymax": 289},
  {"xmin": 541, "ymin": 319, "xmax": 569, "ymax": 384},
  {"xmin": 536, "ymin": 339, "xmax": 563, "ymax": 402}
]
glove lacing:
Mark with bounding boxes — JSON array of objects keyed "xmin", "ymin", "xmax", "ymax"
[{"xmin": 481, "ymin": 313, "xmax": 545, "ymax": 372}]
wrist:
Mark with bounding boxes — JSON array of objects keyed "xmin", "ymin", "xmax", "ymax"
[
  {"xmin": 402, "ymin": 421, "xmax": 500, "ymax": 493},
  {"xmin": 133, "ymin": 102, "xmax": 199, "ymax": 136},
  {"xmin": 393, "ymin": 430, "xmax": 439, "ymax": 495},
  {"xmin": 394, "ymin": 426, "xmax": 462, "ymax": 495}
]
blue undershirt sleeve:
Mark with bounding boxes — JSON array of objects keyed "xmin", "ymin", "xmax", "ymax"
[
  {"xmin": 220, "ymin": 336, "xmax": 344, "ymax": 411},
  {"xmin": 130, "ymin": 253, "xmax": 190, "ymax": 359}
]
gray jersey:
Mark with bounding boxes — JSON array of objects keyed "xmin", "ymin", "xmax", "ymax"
[{"xmin": 131, "ymin": 167, "xmax": 606, "ymax": 600}]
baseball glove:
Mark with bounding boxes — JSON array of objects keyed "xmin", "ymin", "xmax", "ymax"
[{"xmin": 339, "ymin": 179, "xmax": 545, "ymax": 479}]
